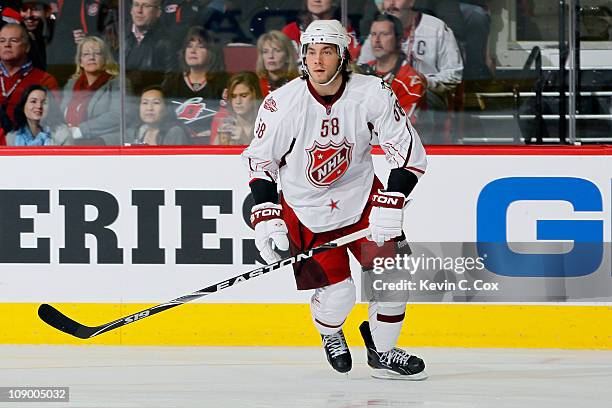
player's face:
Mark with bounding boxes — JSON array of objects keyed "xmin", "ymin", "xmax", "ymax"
[
  {"xmin": 20, "ymin": 3, "xmax": 47, "ymax": 32},
  {"xmin": 230, "ymin": 83, "xmax": 255, "ymax": 116},
  {"xmin": 308, "ymin": 0, "xmax": 334, "ymax": 17},
  {"xmin": 24, "ymin": 89, "xmax": 48, "ymax": 123},
  {"xmin": 383, "ymin": 0, "xmax": 414, "ymax": 22},
  {"xmin": 0, "ymin": 26, "xmax": 29, "ymax": 64},
  {"xmin": 130, "ymin": 0, "xmax": 161, "ymax": 29},
  {"xmin": 80, "ymin": 42, "xmax": 105, "ymax": 75},
  {"xmin": 140, "ymin": 90, "xmax": 165, "ymax": 125},
  {"xmin": 371, "ymin": 21, "xmax": 397, "ymax": 59},
  {"xmin": 305, "ymin": 43, "xmax": 341, "ymax": 84},
  {"xmin": 184, "ymin": 38, "xmax": 209, "ymax": 68},
  {"xmin": 262, "ymin": 40, "xmax": 287, "ymax": 74}
]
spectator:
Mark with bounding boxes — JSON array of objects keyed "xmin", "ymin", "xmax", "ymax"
[
  {"xmin": 358, "ymin": 0, "xmax": 462, "ymax": 95},
  {"xmin": 126, "ymin": 0, "xmax": 176, "ymax": 94},
  {"xmin": 161, "ymin": 26, "xmax": 227, "ymax": 143},
  {"xmin": 412, "ymin": 0, "xmax": 465, "ymax": 43},
  {"xmin": 362, "ymin": 13, "xmax": 425, "ymax": 122},
  {"xmin": 160, "ymin": 0, "xmax": 226, "ymax": 45},
  {"xmin": 256, "ymin": 30, "xmax": 299, "ymax": 97},
  {"xmin": 1, "ymin": 5, "xmax": 22, "ymax": 26},
  {"xmin": 126, "ymin": 85, "xmax": 190, "ymax": 145},
  {"xmin": 7, "ymin": 84, "xmax": 71, "ymax": 145},
  {"xmin": 282, "ymin": 0, "xmax": 360, "ymax": 60},
  {"xmin": 46, "ymin": 0, "xmax": 115, "ymax": 86},
  {"xmin": 211, "ymin": 71, "xmax": 262, "ymax": 146},
  {"xmin": 358, "ymin": 0, "xmax": 463, "ymax": 143},
  {"xmin": 0, "ymin": 23, "xmax": 58, "ymax": 138},
  {"xmin": 458, "ymin": 1, "xmax": 492, "ymax": 79},
  {"xmin": 20, "ymin": 0, "xmax": 54, "ymax": 71},
  {"xmin": 61, "ymin": 36, "xmax": 123, "ymax": 145},
  {"xmin": 414, "ymin": 0, "xmax": 492, "ymax": 80},
  {"xmin": 160, "ymin": 0, "xmax": 201, "ymax": 45}
]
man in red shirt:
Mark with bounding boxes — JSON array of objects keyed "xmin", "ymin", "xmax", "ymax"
[
  {"xmin": 0, "ymin": 23, "xmax": 58, "ymax": 141},
  {"xmin": 364, "ymin": 14, "xmax": 425, "ymax": 123}
]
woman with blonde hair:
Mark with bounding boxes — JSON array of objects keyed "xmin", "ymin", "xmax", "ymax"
[
  {"xmin": 211, "ymin": 72, "xmax": 262, "ymax": 146},
  {"xmin": 61, "ymin": 36, "xmax": 123, "ymax": 145},
  {"xmin": 256, "ymin": 30, "xmax": 299, "ymax": 96}
]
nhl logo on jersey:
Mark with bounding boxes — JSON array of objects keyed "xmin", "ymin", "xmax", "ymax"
[
  {"xmin": 263, "ymin": 97, "xmax": 278, "ymax": 113},
  {"xmin": 306, "ymin": 140, "xmax": 353, "ymax": 188}
]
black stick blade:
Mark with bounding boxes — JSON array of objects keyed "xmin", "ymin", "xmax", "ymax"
[{"xmin": 38, "ymin": 304, "xmax": 93, "ymax": 339}]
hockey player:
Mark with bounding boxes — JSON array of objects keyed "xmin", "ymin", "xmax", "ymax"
[{"xmin": 242, "ymin": 19, "xmax": 428, "ymax": 380}]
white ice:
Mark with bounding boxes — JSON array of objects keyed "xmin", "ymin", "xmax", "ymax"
[{"xmin": 0, "ymin": 346, "xmax": 611, "ymax": 408}]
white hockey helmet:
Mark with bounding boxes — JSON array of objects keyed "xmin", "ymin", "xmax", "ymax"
[
  {"xmin": 300, "ymin": 19, "xmax": 351, "ymax": 57},
  {"xmin": 300, "ymin": 20, "xmax": 351, "ymax": 85}
]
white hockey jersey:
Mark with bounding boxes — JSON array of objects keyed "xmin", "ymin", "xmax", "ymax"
[
  {"xmin": 242, "ymin": 74, "xmax": 427, "ymax": 233},
  {"xmin": 358, "ymin": 13, "xmax": 463, "ymax": 94}
]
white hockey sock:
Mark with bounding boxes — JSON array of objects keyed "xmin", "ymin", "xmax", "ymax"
[{"xmin": 368, "ymin": 302, "xmax": 406, "ymax": 352}]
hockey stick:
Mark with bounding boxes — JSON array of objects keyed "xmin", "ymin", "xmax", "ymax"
[{"xmin": 38, "ymin": 228, "xmax": 370, "ymax": 339}]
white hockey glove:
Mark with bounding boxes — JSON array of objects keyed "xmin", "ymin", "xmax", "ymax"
[
  {"xmin": 368, "ymin": 190, "xmax": 406, "ymax": 246},
  {"xmin": 250, "ymin": 202, "xmax": 289, "ymax": 264}
]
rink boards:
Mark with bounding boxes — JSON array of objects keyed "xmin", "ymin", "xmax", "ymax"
[{"xmin": 0, "ymin": 146, "xmax": 611, "ymax": 348}]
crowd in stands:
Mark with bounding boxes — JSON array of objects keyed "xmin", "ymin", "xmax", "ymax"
[{"xmin": 0, "ymin": 0, "xmax": 497, "ymax": 146}]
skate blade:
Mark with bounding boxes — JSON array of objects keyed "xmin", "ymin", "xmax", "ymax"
[{"xmin": 371, "ymin": 368, "xmax": 428, "ymax": 381}]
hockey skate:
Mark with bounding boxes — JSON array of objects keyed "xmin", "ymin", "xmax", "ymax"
[
  {"xmin": 321, "ymin": 329, "xmax": 352, "ymax": 373},
  {"xmin": 359, "ymin": 321, "xmax": 428, "ymax": 380}
]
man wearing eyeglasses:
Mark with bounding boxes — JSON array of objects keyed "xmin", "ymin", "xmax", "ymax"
[
  {"xmin": 0, "ymin": 23, "xmax": 58, "ymax": 142},
  {"xmin": 125, "ymin": 0, "xmax": 176, "ymax": 94}
]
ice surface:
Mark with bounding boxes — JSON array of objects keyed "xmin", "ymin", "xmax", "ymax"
[{"xmin": 0, "ymin": 345, "xmax": 610, "ymax": 408}]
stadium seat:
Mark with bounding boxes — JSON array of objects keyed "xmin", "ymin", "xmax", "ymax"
[{"xmin": 223, "ymin": 44, "xmax": 258, "ymax": 74}]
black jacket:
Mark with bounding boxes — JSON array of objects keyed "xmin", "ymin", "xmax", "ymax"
[{"xmin": 125, "ymin": 22, "xmax": 178, "ymax": 93}]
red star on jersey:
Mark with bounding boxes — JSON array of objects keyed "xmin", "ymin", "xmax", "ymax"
[{"xmin": 328, "ymin": 199, "xmax": 340, "ymax": 211}]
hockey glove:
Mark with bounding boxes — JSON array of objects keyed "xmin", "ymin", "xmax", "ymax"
[
  {"xmin": 251, "ymin": 203, "xmax": 289, "ymax": 264},
  {"xmin": 368, "ymin": 190, "xmax": 406, "ymax": 246}
]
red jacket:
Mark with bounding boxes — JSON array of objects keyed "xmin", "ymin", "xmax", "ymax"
[{"xmin": 367, "ymin": 59, "xmax": 425, "ymax": 123}]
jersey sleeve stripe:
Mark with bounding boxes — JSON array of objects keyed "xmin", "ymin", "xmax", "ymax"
[
  {"xmin": 402, "ymin": 136, "xmax": 413, "ymax": 168},
  {"xmin": 279, "ymin": 138, "xmax": 296, "ymax": 169}
]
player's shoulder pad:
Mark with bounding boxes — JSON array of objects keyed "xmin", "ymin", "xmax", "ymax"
[
  {"xmin": 259, "ymin": 77, "xmax": 304, "ymax": 117},
  {"xmin": 350, "ymin": 73, "xmax": 394, "ymax": 100}
]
